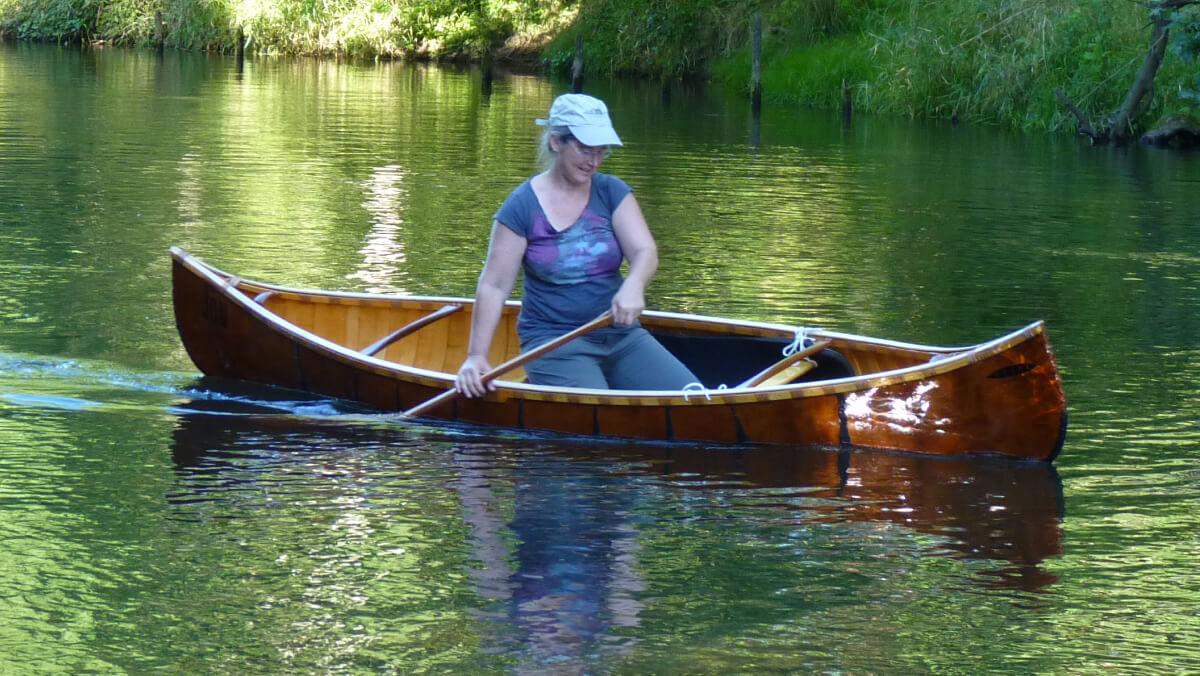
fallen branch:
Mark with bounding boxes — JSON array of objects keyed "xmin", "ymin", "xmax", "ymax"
[{"xmin": 1054, "ymin": 88, "xmax": 1105, "ymax": 143}]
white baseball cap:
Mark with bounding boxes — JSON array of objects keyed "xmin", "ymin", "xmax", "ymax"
[{"xmin": 535, "ymin": 93, "xmax": 623, "ymax": 147}]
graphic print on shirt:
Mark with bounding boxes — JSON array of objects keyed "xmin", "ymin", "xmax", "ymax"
[{"xmin": 524, "ymin": 208, "xmax": 623, "ymax": 285}]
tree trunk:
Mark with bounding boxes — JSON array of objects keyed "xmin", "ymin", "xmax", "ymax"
[
  {"xmin": 1108, "ymin": 16, "xmax": 1171, "ymax": 144},
  {"xmin": 1057, "ymin": 0, "xmax": 1200, "ymax": 145}
]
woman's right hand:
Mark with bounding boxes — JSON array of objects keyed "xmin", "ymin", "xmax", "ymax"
[{"xmin": 456, "ymin": 355, "xmax": 494, "ymax": 398}]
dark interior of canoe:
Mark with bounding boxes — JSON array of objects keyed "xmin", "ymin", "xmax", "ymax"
[
  {"xmin": 650, "ymin": 332, "xmax": 856, "ymax": 387},
  {"xmin": 242, "ymin": 285, "xmax": 954, "ymax": 389}
]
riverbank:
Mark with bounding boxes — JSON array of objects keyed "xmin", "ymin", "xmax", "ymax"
[
  {"xmin": 549, "ymin": 0, "xmax": 1198, "ymax": 135},
  {"xmin": 2, "ymin": 0, "xmax": 1196, "ymax": 134}
]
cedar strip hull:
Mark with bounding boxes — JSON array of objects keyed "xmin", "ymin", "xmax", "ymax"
[{"xmin": 171, "ymin": 247, "xmax": 1069, "ymax": 461}]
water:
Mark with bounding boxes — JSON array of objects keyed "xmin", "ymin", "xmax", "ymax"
[{"xmin": 2, "ymin": 42, "xmax": 1199, "ymax": 673}]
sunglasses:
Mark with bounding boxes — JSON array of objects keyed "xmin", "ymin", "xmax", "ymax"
[{"xmin": 561, "ymin": 135, "xmax": 612, "ymax": 160}]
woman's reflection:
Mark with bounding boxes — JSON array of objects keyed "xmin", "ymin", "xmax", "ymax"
[{"xmin": 454, "ymin": 449, "xmax": 643, "ymax": 672}]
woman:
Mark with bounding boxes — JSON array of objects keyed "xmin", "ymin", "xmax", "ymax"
[{"xmin": 455, "ymin": 93, "xmax": 697, "ymax": 398}]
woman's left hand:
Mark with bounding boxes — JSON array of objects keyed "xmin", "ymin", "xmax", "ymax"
[{"xmin": 611, "ymin": 283, "xmax": 646, "ymax": 326}]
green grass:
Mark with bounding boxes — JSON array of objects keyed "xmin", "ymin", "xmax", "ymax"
[
  {"xmin": 707, "ymin": 0, "xmax": 1198, "ymax": 131},
  {"xmin": 712, "ymin": 34, "xmax": 875, "ymax": 108}
]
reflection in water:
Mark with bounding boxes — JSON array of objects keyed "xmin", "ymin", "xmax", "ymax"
[
  {"xmin": 348, "ymin": 164, "xmax": 410, "ymax": 293},
  {"xmin": 167, "ymin": 403, "xmax": 458, "ymax": 671},
  {"xmin": 171, "ymin": 404, "xmax": 647, "ymax": 672},
  {"xmin": 455, "ymin": 449, "xmax": 644, "ymax": 673},
  {"xmin": 161, "ymin": 379, "xmax": 1068, "ymax": 671},
  {"xmin": 171, "ymin": 389, "xmax": 1065, "ymax": 631},
  {"xmin": 574, "ymin": 441, "xmax": 1065, "ymax": 593},
  {"xmin": 4, "ymin": 40, "xmax": 1200, "ymax": 673},
  {"xmin": 175, "ymin": 148, "xmax": 206, "ymax": 228}
]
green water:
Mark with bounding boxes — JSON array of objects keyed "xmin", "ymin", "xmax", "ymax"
[{"xmin": 2, "ymin": 42, "xmax": 1199, "ymax": 673}]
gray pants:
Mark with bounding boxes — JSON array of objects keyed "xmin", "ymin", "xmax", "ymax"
[{"xmin": 522, "ymin": 327, "xmax": 698, "ymax": 391}]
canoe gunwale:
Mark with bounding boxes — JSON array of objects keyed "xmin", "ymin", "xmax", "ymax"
[
  {"xmin": 495, "ymin": 321, "xmax": 1046, "ymax": 405},
  {"xmin": 173, "ymin": 247, "xmax": 1053, "ymax": 408}
]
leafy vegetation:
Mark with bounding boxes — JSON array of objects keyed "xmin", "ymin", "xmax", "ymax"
[
  {"xmin": 540, "ymin": 0, "xmax": 1199, "ymax": 132},
  {"xmin": 1, "ymin": 0, "xmax": 1197, "ymax": 132},
  {"xmin": 0, "ymin": 0, "xmax": 575, "ymax": 58},
  {"xmin": 709, "ymin": 0, "xmax": 1199, "ymax": 132},
  {"xmin": 543, "ymin": 0, "xmax": 856, "ymax": 78},
  {"xmin": 1165, "ymin": 2, "xmax": 1200, "ymax": 107}
]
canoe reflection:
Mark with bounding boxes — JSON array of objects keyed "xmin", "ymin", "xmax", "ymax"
[
  {"xmin": 610, "ymin": 442, "xmax": 1064, "ymax": 592},
  {"xmin": 170, "ymin": 398, "xmax": 1065, "ymax": 633}
]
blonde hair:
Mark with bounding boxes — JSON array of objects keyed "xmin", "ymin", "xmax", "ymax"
[{"xmin": 537, "ymin": 126, "xmax": 571, "ymax": 171}]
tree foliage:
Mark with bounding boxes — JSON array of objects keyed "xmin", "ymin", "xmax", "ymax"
[
  {"xmin": 0, "ymin": 0, "xmax": 574, "ymax": 58},
  {"xmin": 2, "ymin": 0, "xmax": 1198, "ymax": 133},
  {"xmin": 1054, "ymin": 0, "xmax": 1200, "ymax": 143},
  {"xmin": 1162, "ymin": 1, "xmax": 1200, "ymax": 106}
]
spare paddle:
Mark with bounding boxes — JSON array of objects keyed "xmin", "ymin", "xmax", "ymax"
[
  {"xmin": 737, "ymin": 338, "xmax": 833, "ymax": 388},
  {"xmin": 400, "ymin": 311, "xmax": 613, "ymax": 419}
]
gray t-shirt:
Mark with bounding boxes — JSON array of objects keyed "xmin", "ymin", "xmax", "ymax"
[{"xmin": 494, "ymin": 173, "xmax": 634, "ymax": 341}]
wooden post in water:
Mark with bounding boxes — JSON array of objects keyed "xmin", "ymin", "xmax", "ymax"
[
  {"xmin": 750, "ymin": 12, "xmax": 763, "ymax": 116},
  {"xmin": 481, "ymin": 47, "xmax": 494, "ymax": 96},
  {"xmin": 155, "ymin": 11, "xmax": 165, "ymax": 55},
  {"xmin": 571, "ymin": 33, "xmax": 584, "ymax": 94}
]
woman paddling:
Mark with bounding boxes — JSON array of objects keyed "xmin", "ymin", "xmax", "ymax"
[{"xmin": 455, "ymin": 93, "xmax": 697, "ymax": 398}]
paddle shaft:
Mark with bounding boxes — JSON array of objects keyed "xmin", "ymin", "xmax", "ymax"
[
  {"xmin": 400, "ymin": 311, "xmax": 614, "ymax": 419},
  {"xmin": 737, "ymin": 338, "xmax": 833, "ymax": 388}
]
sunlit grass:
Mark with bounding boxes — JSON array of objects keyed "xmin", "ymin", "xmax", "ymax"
[{"xmin": 710, "ymin": 0, "xmax": 1197, "ymax": 131}]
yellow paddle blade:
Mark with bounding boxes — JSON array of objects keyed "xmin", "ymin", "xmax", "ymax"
[{"xmin": 758, "ymin": 358, "xmax": 816, "ymax": 387}]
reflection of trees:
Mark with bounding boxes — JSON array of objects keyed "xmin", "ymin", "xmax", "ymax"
[
  {"xmin": 0, "ymin": 383, "xmax": 119, "ymax": 667},
  {"xmin": 347, "ymin": 164, "xmax": 410, "ymax": 293},
  {"xmin": 167, "ymin": 406, "xmax": 485, "ymax": 672}
]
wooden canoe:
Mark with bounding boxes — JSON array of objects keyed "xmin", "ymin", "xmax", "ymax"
[{"xmin": 170, "ymin": 247, "xmax": 1068, "ymax": 461}]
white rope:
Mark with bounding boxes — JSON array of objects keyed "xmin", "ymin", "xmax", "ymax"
[
  {"xmin": 681, "ymin": 382, "xmax": 727, "ymax": 402},
  {"xmin": 782, "ymin": 327, "xmax": 812, "ymax": 357}
]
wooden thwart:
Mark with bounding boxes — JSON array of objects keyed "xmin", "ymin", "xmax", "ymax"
[
  {"xmin": 361, "ymin": 304, "xmax": 462, "ymax": 357},
  {"xmin": 738, "ymin": 338, "xmax": 833, "ymax": 388}
]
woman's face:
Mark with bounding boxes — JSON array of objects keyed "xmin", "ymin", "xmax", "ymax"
[{"xmin": 553, "ymin": 134, "xmax": 609, "ymax": 180}]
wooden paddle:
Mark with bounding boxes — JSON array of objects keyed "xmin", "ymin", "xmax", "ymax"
[
  {"xmin": 737, "ymin": 338, "xmax": 833, "ymax": 388},
  {"xmin": 400, "ymin": 311, "xmax": 613, "ymax": 419}
]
